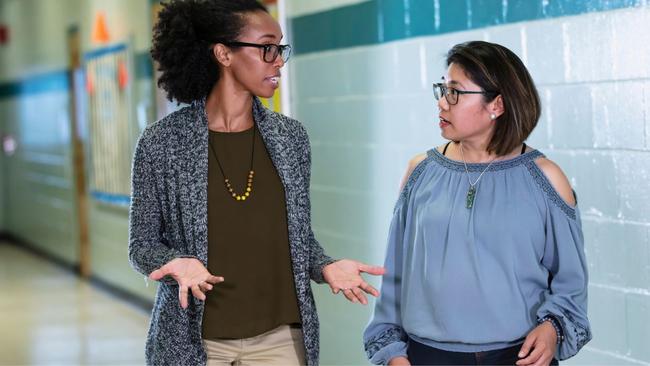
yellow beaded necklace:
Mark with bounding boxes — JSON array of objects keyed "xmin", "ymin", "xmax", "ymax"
[{"xmin": 208, "ymin": 125, "xmax": 255, "ymax": 202}]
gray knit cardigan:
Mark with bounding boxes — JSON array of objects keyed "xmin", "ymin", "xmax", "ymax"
[{"xmin": 128, "ymin": 97, "xmax": 335, "ymax": 366}]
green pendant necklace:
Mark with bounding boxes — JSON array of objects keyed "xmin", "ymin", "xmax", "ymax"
[{"xmin": 459, "ymin": 142, "xmax": 497, "ymax": 209}]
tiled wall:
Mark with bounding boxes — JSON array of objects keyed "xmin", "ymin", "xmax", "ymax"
[
  {"xmin": 288, "ymin": 1, "xmax": 650, "ymax": 365},
  {"xmin": 0, "ymin": 87, "xmax": 78, "ymax": 262},
  {"xmin": 0, "ymin": 0, "xmax": 82, "ymax": 263}
]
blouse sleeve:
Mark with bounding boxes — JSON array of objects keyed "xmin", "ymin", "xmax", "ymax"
[
  {"xmin": 363, "ymin": 199, "xmax": 409, "ymax": 364},
  {"xmin": 535, "ymin": 199, "xmax": 592, "ymax": 360},
  {"xmin": 363, "ymin": 155, "xmax": 430, "ymax": 365}
]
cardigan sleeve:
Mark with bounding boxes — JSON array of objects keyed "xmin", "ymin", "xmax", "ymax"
[
  {"xmin": 294, "ymin": 121, "xmax": 336, "ymax": 283},
  {"xmin": 128, "ymin": 128, "xmax": 186, "ymax": 280}
]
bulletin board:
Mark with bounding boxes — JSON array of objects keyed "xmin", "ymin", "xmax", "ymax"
[{"xmin": 84, "ymin": 43, "xmax": 134, "ymax": 206}]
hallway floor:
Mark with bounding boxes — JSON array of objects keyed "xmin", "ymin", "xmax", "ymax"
[{"xmin": 0, "ymin": 241, "xmax": 149, "ymax": 365}]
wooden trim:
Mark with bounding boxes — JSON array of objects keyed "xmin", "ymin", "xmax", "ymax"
[{"xmin": 67, "ymin": 25, "xmax": 91, "ymax": 278}]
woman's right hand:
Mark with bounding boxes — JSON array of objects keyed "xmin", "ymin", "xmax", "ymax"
[
  {"xmin": 149, "ymin": 258, "xmax": 224, "ymax": 309},
  {"xmin": 388, "ymin": 356, "xmax": 411, "ymax": 365}
]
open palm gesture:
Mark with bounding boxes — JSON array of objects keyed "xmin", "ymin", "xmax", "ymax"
[
  {"xmin": 323, "ymin": 259, "xmax": 385, "ymax": 305},
  {"xmin": 149, "ymin": 258, "xmax": 224, "ymax": 309}
]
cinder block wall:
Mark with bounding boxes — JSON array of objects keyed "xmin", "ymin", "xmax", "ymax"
[{"xmin": 287, "ymin": 1, "xmax": 650, "ymax": 364}]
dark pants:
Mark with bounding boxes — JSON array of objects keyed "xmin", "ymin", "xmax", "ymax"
[{"xmin": 407, "ymin": 338, "xmax": 559, "ymax": 365}]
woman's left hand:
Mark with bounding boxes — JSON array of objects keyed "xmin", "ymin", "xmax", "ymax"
[
  {"xmin": 516, "ymin": 321, "xmax": 558, "ymax": 366},
  {"xmin": 323, "ymin": 259, "xmax": 385, "ymax": 305}
]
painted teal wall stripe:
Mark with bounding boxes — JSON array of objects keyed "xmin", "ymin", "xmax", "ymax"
[
  {"xmin": 0, "ymin": 51, "xmax": 152, "ymax": 99},
  {"xmin": 291, "ymin": 0, "xmax": 646, "ymax": 55},
  {"xmin": 293, "ymin": 1, "xmax": 381, "ymax": 55},
  {"xmin": 0, "ymin": 70, "xmax": 69, "ymax": 99},
  {"xmin": 438, "ymin": 1, "xmax": 470, "ymax": 33}
]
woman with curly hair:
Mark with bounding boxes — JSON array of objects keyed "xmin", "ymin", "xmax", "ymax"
[
  {"xmin": 363, "ymin": 41, "xmax": 591, "ymax": 366},
  {"xmin": 128, "ymin": 1, "xmax": 384, "ymax": 365}
]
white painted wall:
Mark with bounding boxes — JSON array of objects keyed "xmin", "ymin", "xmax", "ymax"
[{"xmin": 0, "ymin": 0, "xmax": 81, "ymax": 80}]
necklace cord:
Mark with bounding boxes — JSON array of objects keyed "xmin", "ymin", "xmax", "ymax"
[{"xmin": 459, "ymin": 142, "xmax": 497, "ymax": 187}]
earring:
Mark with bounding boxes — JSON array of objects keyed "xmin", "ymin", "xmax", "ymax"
[{"xmin": 490, "ymin": 113, "xmax": 496, "ymax": 120}]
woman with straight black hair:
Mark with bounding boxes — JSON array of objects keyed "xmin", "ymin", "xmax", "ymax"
[
  {"xmin": 364, "ymin": 41, "xmax": 591, "ymax": 366},
  {"xmin": 129, "ymin": 1, "xmax": 384, "ymax": 365}
]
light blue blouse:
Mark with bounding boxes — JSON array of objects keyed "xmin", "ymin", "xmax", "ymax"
[{"xmin": 363, "ymin": 148, "xmax": 591, "ymax": 365}]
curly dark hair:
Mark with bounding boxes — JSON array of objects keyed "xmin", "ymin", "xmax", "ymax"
[{"xmin": 151, "ymin": 0, "xmax": 268, "ymax": 104}]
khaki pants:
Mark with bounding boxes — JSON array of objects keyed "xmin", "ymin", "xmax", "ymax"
[{"xmin": 203, "ymin": 325, "xmax": 306, "ymax": 366}]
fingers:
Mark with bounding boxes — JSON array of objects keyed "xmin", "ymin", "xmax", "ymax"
[
  {"xmin": 176, "ymin": 273, "xmax": 223, "ymax": 309},
  {"xmin": 358, "ymin": 263, "xmax": 386, "ymax": 276},
  {"xmin": 531, "ymin": 354, "xmax": 552, "ymax": 366},
  {"xmin": 328, "ymin": 281, "xmax": 350, "ymax": 295},
  {"xmin": 148, "ymin": 265, "xmax": 171, "ymax": 281},
  {"xmin": 150, "ymin": 257, "xmax": 185, "ymax": 281},
  {"xmin": 338, "ymin": 287, "xmax": 368, "ymax": 305},
  {"xmin": 178, "ymin": 285, "xmax": 189, "ymax": 309},
  {"xmin": 198, "ymin": 282, "xmax": 213, "ymax": 292},
  {"xmin": 351, "ymin": 287, "xmax": 368, "ymax": 305},
  {"xmin": 360, "ymin": 281, "xmax": 380, "ymax": 297},
  {"xmin": 517, "ymin": 335, "xmax": 535, "ymax": 360},
  {"xmin": 388, "ymin": 356, "xmax": 412, "ymax": 366},
  {"xmin": 342, "ymin": 288, "xmax": 358, "ymax": 303},
  {"xmin": 518, "ymin": 346, "xmax": 543, "ymax": 366},
  {"xmin": 517, "ymin": 342, "xmax": 543, "ymax": 366},
  {"xmin": 191, "ymin": 284, "xmax": 206, "ymax": 301},
  {"xmin": 205, "ymin": 275, "xmax": 225, "ymax": 284},
  {"xmin": 333, "ymin": 281, "xmax": 377, "ymax": 304}
]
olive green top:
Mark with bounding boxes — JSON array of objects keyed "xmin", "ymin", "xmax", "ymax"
[{"xmin": 202, "ymin": 125, "xmax": 301, "ymax": 340}]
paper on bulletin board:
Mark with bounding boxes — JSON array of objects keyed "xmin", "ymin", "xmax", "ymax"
[{"xmin": 84, "ymin": 43, "xmax": 134, "ymax": 206}]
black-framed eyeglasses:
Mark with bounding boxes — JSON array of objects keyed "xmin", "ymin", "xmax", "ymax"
[
  {"xmin": 223, "ymin": 41, "xmax": 292, "ymax": 63},
  {"xmin": 432, "ymin": 82, "xmax": 498, "ymax": 105}
]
